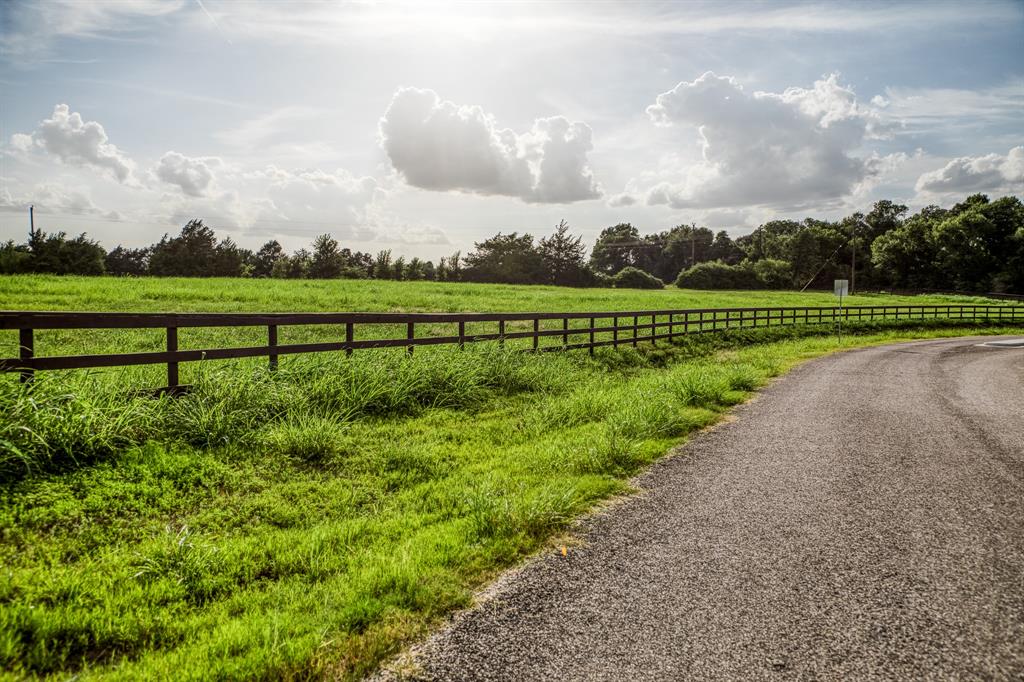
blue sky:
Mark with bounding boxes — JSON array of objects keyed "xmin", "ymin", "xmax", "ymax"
[{"xmin": 1, "ymin": 0, "xmax": 1022, "ymax": 259}]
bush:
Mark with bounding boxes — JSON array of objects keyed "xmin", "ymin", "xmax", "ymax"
[
  {"xmin": 612, "ymin": 266, "xmax": 665, "ymax": 289},
  {"xmin": 675, "ymin": 261, "xmax": 760, "ymax": 289},
  {"xmin": 752, "ymin": 258, "xmax": 793, "ymax": 288}
]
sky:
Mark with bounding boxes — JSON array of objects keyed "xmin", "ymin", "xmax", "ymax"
[{"xmin": 1, "ymin": 0, "xmax": 1022, "ymax": 260}]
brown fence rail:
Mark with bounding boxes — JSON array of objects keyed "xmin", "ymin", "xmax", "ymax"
[{"xmin": 2, "ymin": 305, "xmax": 1021, "ymax": 392}]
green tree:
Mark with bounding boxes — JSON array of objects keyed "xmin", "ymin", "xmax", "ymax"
[
  {"xmin": 657, "ymin": 224, "xmax": 715, "ymax": 281},
  {"xmin": 0, "ymin": 240, "xmax": 32, "ymax": 274},
  {"xmin": 538, "ymin": 220, "xmax": 590, "ymax": 286},
  {"xmin": 372, "ymin": 250, "xmax": 392, "ymax": 279},
  {"xmin": 210, "ymin": 237, "xmax": 251, "ymax": 277},
  {"xmin": 253, "ymin": 240, "xmax": 285, "ymax": 278},
  {"xmin": 406, "ymin": 257, "xmax": 425, "ymax": 280},
  {"xmin": 436, "ymin": 251, "xmax": 462, "ymax": 282},
  {"xmin": 105, "ymin": 245, "xmax": 150, "ymax": 276},
  {"xmin": 272, "ymin": 249, "xmax": 311, "ymax": 279},
  {"xmin": 590, "ymin": 223, "xmax": 640, "ymax": 274},
  {"xmin": 309, "ymin": 234, "xmax": 343, "ymax": 279},
  {"xmin": 871, "ymin": 210, "xmax": 942, "ymax": 289},
  {"xmin": 708, "ymin": 231, "xmax": 744, "ymax": 265},
  {"xmin": 931, "ymin": 195, "xmax": 1023, "ymax": 291},
  {"xmin": 391, "ymin": 256, "xmax": 406, "ymax": 281},
  {"xmin": 148, "ymin": 220, "xmax": 218, "ymax": 276},
  {"xmin": 28, "ymin": 231, "xmax": 106, "ymax": 275},
  {"xmin": 463, "ymin": 233, "xmax": 544, "ymax": 284}
]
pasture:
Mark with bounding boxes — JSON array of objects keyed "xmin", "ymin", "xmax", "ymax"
[
  {"xmin": 0, "ymin": 275, "xmax": 1007, "ymax": 385},
  {"xmin": 1, "ymin": 275, "xmax": 1019, "ymax": 680}
]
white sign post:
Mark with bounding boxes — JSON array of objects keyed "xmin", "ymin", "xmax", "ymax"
[{"xmin": 834, "ymin": 279, "xmax": 849, "ymax": 342}]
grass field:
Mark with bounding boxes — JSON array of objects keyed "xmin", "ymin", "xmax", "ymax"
[
  {"xmin": 0, "ymin": 274, "xmax": 1006, "ymax": 315},
  {"xmin": 0, "ymin": 275, "xmax": 1011, "ymax": 387},
  {"xmin": 1, "ymin": 276, "xmax": 1020, "ymax": 680}
]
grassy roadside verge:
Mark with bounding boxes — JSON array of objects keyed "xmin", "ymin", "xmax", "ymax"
[{"xmin": 1, "ymin": 320, "xmax": 1020, "ymax": 680}]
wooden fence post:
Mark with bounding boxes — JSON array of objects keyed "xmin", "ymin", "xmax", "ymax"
[
  {"xmin": 268, "ymin": 325, "xmax": 278, "ymax": 371},
  {"xmin": 407, "ymin": 321, "xmax": 415, "ymax": 356},
  {"xmin": 19, "ymin": 328, "xmax": 33, "ymax": 384},
  {"xmin": 499, "ymin": 319, "xmax": 505, "ymax": 348},
  {"xmin": 632, "ymin": 315, "xmax": 638, "ymax": 347},
  {"xmin": 651, "ymin": 314, "xmax": 656, "ymax": 344},
  {"xmin": 345, "ymin": 322, "xmax": 354, "ymax": 357},
  {"xmin": 613, "ymin": 316, "xmax": 619, "ymax": 349},
  {"xmin": 533, "ymin": 318, "xmax": 539, "ymax": 352},
  {"xmin": 562, "ymin": 318, "xmax": 569, "ymax": 347},
  {"xmin": 166, "ymin": 327, "xmax": 179, "ymax": 391},
  {"xmin": 459, "ymin": 320, "xmax": 466, "ymax": 349},
  {"xmin": 589, "ymin": 317, "xmax": 595, "ymax": 354}
]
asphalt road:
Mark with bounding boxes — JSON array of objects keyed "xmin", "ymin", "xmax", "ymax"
[{"xmin": 390, "ymin": 336, "xmax": 1024, "ymax": 681}]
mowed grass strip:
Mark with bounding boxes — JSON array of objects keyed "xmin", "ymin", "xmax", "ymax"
[{"xmin": 2, "ymin": 317, "xmax": 1020, "ymax": 680}]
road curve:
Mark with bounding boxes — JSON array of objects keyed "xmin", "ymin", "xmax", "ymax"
[{"xmin": 388, "ymin": 336, "xmax": 1024, "ymax": 681}]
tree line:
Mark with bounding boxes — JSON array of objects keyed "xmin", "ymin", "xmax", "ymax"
[{"xmin": 1, "ymin": 193, "xmax": 1021, "ymax": 293}]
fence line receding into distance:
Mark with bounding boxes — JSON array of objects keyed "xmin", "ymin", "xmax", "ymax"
[{"xmin": 1, "ymin": 305, "xmax": 1021, "ymax": 393}]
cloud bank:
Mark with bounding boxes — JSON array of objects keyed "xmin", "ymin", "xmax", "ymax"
[
  {"xmin": 379, "ymin": 87, "xmax": 601, "ymax": 204},
  {"xmin": 11, "ymin": 104, "xmax": 135, "ymax": 183},
  {"xmin": 628, "ymin": 72, "xmax": 891, "ymax": 210},
  {"xmin": 0, "ymin": 183, "xmax": 120, "ymax": 220},
  {"xmin": 915, "ymin": 146, "xmax": 1024, "ymax": 195}
]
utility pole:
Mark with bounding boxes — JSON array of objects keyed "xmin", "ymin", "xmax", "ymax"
[
  {"xmin": 29, "ymin": 205, "xmax": 35, "ymax": 242},
  {"xmin": 852, "ymin": 218, "xmax": 870, "ymax": 295},
  {"xmin": 850, "ymin": 232, "xmax": 856, "ymax": 295}
]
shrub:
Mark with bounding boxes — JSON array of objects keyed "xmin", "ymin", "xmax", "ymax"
[
  {"xmin": 752, "ymin": 258, "xmax": 793, "ymax": 288},
  {"xmin": 612, "ymin": 266, "xmax": 665, "ymax": 289},
  {"xmin": 675, "ymin": 260, "xmax": 760, "ymax": 289}
]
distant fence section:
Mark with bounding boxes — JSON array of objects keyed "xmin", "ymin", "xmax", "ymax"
[{"xmin": 2, "ymin": 305, "xmax": 1021, "ymax": 393}]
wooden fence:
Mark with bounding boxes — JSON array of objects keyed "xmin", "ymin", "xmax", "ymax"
[{"xmin": 2, "ymin": 305, "xmax": 1021, "ymax": 392}]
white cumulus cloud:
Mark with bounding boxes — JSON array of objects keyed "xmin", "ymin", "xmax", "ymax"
[
  {"xmin": 915, "ymin": 146, "xmax": 1024, "ymax": 195},
  {"xmin": 632, "ymin": 72, "xmax": 891, "ymax": 210},
  {"xmin": 153, "ymin": 151, "xmax": 221, "ymax": 197},
  {"xmin": 11, "ymin": 104, "xmax": 135, "ymax": 183},
  {"xmin": 379, "ymin": 87, "xmax": 601, "ymax": 204}
]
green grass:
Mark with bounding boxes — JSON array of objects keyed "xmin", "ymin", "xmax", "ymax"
[
  {"xmin": 0, "ymin": 275, "xmax": 1021, "ymax": 680},
  {"xmin": 0, "ymin": 274, "xmax": 1008, "ymax": 315},
  {"xmin": 1, "ymin": 274, "xmax": 1014, "ymax": 389}
]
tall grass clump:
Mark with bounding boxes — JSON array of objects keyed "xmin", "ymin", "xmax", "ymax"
[
  {"xmin": 283, "ymin": 347, "xmax": 573, "ymax": 419},
  {"xmin": 574, "ymin": 424, "xmax": 642, "ymax": 476},
  {"xmin": 666, "ymin": 366, "xmax": 736, "ymax": 408},
  {"xmin": 465, "ymin": 477, "xmax": 580, "ymax": 542},
  {"xmin": 0, "ymin": 377, "xmax": 158, "ymax": 477},
  {"xmin": 258, "ymin": 415, "xmax": 350, "ymax": 463},
  {"xmin": 160, "ymin": 367, "xmax": 300, "ymax": 447}
]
